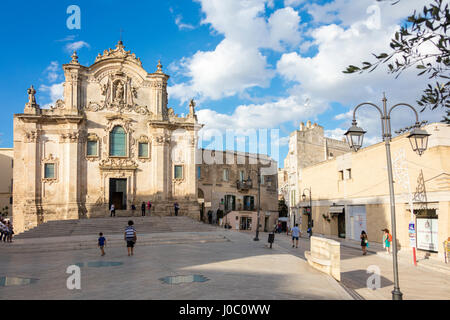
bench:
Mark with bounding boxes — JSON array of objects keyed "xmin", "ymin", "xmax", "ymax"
[{"xmin": 305, "ymin": 236, "xmax": 340, "ymax": 281}]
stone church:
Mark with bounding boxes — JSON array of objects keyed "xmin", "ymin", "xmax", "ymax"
[{"xmin": 13, "ymin": 41, "xmax": 201, "ymax": 233}]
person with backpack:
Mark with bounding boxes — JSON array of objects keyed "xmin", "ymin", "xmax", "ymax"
[
  {"xmin": 124, "ymin": 220, "xmax": 137, "ymax": 256},
  {"xmin": 383, "ymin": 229, "xmax": 392, "ymax": 254}
]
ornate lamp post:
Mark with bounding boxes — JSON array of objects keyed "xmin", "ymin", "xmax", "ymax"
[
  {"xmin": 344, "ymin": 94, "xmax": 430, "ymax": 300},
  {"xmin": 246, "ymin": 166, "xmax": 262, "ymax": 241},
  {"xmin": 302, "ymin": 187, "xmax": 312, "ymax": 237}
]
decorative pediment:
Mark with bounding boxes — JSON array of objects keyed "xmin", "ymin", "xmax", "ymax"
[
  {"xmin": 84, "ymin": 70, "xmax": 151, "ymax": 115},
  {"xmin": 94, "ymin": 41, "xmax": 142, "ymax": 67},
  {"xmin": 99, "ymin": 158, "xmax": 138, "ymax": 170}
]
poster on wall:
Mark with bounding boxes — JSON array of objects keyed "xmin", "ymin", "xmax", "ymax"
[{"xmin": 416, "ymin": 218, "xmax": 438, "ymax": 252}]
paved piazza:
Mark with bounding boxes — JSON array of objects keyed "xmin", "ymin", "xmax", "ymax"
[{"xmin": 0, "ymin": 230, "xmax": 351, "ymax": 300}]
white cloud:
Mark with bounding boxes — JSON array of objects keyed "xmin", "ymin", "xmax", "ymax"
[
  {"xmin": 65, "ymin": 41, "xmax": 90, "ymax": 52},
  {"xmin": 276, "ymin": 0, "xmax": 445, "ymax": 145},
  {"xmin": 175, "ymin": 15, "xmax": 195, "ymax": 30},
  {"xmin": 169, "ymin": 39, "xmax": 274, "ymax": 102},
  {"xmin": 284, "ymin": 0, "xmax": 306, "ymax": 8},
  {"xmin": 169, "ymin": 0, "xmax": 302, "ymax": 102},
  {"xmin": 197, "ymin": 94, "xmax": 327, "ymax": 137},
  {"xmin": 39, "ymin": 82, "xmax": 64, "ymax": 109},
  {"xmin": 44, "ymin": 61, "xmax": 60, "ymax": 83}
]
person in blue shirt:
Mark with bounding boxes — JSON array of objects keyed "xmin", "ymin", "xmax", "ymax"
[
  {"xmin": 98, "ymin": 232, "xmax": 106, "ymax": 256},
  {"xmin": 291, "ymin": 224, "xmax": 301, "ymax": 248}
]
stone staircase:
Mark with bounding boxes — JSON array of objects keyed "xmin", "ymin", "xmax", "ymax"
[{"xmin": 15, "ymin": 216, "xmax": 218, "ymax": 239}]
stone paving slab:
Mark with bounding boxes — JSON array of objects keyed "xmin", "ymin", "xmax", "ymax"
[
  {"xmin": 253, "ymin": 230, "xmax": 450, "ymax": 300},
  {"xmin": 1, "ymin": 232, "xmax": 229, "ymax": 254},
  {"xmin": 0, "ymin": 230, "xmax": 352, "ymax": 300}
]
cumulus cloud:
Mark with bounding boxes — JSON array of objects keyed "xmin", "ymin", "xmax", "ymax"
[
  {"xmin": 65, "ymin": 41, "xmax": 90, "ymax": 52},
  {"xmin": 39, "ymin": 82, "xmax": 64, "ymax": 109},
  {"xmin": 169, "ymin": 0, "xmax": 301, "ymax": 102},
  {"xmin": 276, "ymin": 0, "xmax": 445, "ymax": 146},
  {"xmin": 171, "ymin": 0, "xmax": 445, "ymax": 152}
]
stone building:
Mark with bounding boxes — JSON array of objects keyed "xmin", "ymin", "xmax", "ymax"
[
  {"xmin": 0, "ymin": 148, "xmax": 13, "ymax": 218},
  {"xmin": 297, "ymin": 123, "xmax": 450, "ymax": 260},
  {"xmin": 197, "ymin": 150, "xmax": 279, "ymax": 232},
  {"xmin": 282, "ymin": 121, "xmax": 351, "ymax": 228},
  {"xmin": 13, "ymin": 41, "xmax": 201, "ymax": 234}
]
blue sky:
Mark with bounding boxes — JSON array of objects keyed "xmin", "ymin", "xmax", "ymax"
[{"xmin": 0, "ymin": 0, "xmax": 446, "ymax": 167}]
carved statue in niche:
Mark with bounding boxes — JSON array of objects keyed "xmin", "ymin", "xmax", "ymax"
[{"xmin": 114, "ymin": 81, "xmax": 124, "ymax": 103}]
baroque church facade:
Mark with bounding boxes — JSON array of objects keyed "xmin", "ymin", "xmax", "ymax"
[{"xmin": 13, "ymin": 41, "xmax": 201, "ymax": 233}]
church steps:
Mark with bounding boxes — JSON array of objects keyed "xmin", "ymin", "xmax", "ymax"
[{"xmin": 14, "ymin": 216, "xmax": 217, "ymax": 239}]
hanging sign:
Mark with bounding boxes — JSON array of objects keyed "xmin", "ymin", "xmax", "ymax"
[{"xmin": 408, "ymin": 222, "xmax": 416, "ymax": 248}]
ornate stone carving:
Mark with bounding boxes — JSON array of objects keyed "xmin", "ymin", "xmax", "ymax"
[
  {"xmin": 99, "ymin": 158, "xmax": 138, "ymax": 170},
  {"xmin": 187, "ymin": 99, "xmax": 198, "ymax": 121},
  {"xmin": 60, "ymin": 132, "xmax": 80, "ymax": 143},
  {"xmin": 153, "ymin": 134, "xmax": 171, "ymax": 146},
  {"xmin": 27, "ymin": 86, "xmax": 37, "ymax": 105},
  {"xmin": 70, "ymin": 51, "xmax": 79, "ymax": 65},
  {"xmin": 85, "ymin": 72, "xmax": 150, "ymax": 115},
  {"xmin": 24, "ymin": 85, "xmax": 40, "ymax": 114},
  {"xmin": 24, "ymin": 130, "xmax": 38, "ymax": 143},
  {"xmin": 94, "ymin": 40, "xmax": 143, "ymax": 67},
  {"xmin": 50, "ymin": 99, "xmax": 65, "ymax": 110}
]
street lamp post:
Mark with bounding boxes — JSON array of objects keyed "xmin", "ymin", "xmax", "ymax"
[
  {"xmin": 246, "ymin": 166, "xmax": 262, "ymax": 241},
  {"xmin": 302, "ymin": 188, "xmax": 312, "ymax": 237},
  {"xmin": 344, "ymin": 94, "xmax": 430, "ymax": 301}
]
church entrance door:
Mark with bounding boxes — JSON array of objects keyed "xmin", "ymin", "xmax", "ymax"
[{"xmin": 109, "ymin": 178, "xmax": 127, "ymax": 210}]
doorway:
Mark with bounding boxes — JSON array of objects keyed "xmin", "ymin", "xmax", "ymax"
[
  {"xmin": 240, "ymin": 217, "xmax": 252, "ymax": 230},
  {"xmin": 109, "ymin": 178, "xmax": 127, "ymax": 210},
  {"xmin": 338, "ymin": 212, "xmax": 346, "ymax": 238}
]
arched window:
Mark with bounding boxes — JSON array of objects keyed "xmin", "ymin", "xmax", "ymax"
[{"xmin": 110, "ymin": 126, "xmax": 127, "ymax": 157}]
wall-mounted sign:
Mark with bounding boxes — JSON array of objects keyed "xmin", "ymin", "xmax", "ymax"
[{"xmin": 416, "ymin": 218, "xmax": 438, "ymax": 252}]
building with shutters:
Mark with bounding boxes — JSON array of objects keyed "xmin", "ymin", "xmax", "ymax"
[{"xmin": 197, "ymin": 150, "xmax": 279, "ymax": 232}]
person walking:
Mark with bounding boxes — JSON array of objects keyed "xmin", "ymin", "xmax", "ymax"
[
  {"xmin": 141, "ymin": 202, "xmax": 146, "ymax": 217},
  {"xmin": 7, "ymin": 221, "xmax": 13, "ymax": 243},
  {"xmin": 110, "ymin": 204, "xmax": 115, "ymax": 217},
  {"xmin": 174, "ymin": 202, "xmax": 180, "ymax": 216},
  {"xmin": 124, "ymin": 220, "xmax": 137, "ymax": 256},
  {"xmin": 360, "ymin": 230, "xmax": 368, "ymax": 255},
  {"xmin": 291, "ymin": 224, "xmax": 301, "ymax": 248},
  {"xmin": 383, "ymin": 229, "xmax": 392, "ymax": 254},
  {"xmin": 98, "ymin": 232, "xmax": 106, "ymax": 256}
]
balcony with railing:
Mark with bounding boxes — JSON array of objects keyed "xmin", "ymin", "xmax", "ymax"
[{"xmin": 236, "ymin": 180, "xmax": 252, "ymax": 192}]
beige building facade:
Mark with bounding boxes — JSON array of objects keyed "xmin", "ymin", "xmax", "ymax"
[
  {"xmin": 13, "ymin": 41, "xmax": 200, "ymax": 234},
  {"xmin": 297, "ymin": 123, "xmax": 450, "ymax": 260},
  {"xmin": 0, "ymin": 148, "xmax": 13, "ymax": 218},
  {"xmin": 198, "ymin": 150, "xmax": 279, "ymax": 232},
  {"xmin": 282, "ymin": 121, "xmax": 351, "ymax": 228}
]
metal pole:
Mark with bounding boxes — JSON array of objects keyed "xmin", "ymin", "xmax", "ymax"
[
  {"xmin": 382, "ymin": 95, "xmax": 403, "ymax": 300},
  {"xmin": 385, "ymin": 140, "xmax": 403, "ymax": 300},
  {"xmin": 309, "ymin": 188, "xmax": 312, "ymax": 237},
  {"xmin": 254, "ymin": 166, "xmax": 261, "ymax": 241}
]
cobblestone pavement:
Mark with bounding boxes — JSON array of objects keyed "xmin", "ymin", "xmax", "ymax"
[
  {"xmin": 0, "ymin": 230, "xmax": 351, "ymax": 300},
  {"xmin": 254, "ymin": 230, "xmax": 450, "ymax": 300}
]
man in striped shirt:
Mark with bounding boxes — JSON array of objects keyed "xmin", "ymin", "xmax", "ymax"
[{"xmin": 124, "ymin": 220, "xmax": 137, "ymax": 256}]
